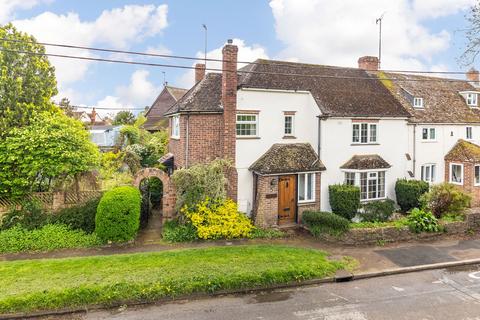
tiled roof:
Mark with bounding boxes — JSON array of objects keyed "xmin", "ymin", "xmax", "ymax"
[
  {"xmin": 145, "ymin": 86, "xmax": 187, "ymax": 129},
  {"xmin": 164, "ymin": 73, "xmax": 223, "ymax": 115},
  {"xmin": 380, "ymin": 72, "xmax": 480, "ymax": 123},
  {"xmin": 166, "ymin": 86, "xmax": 188, "ymax": 101},
  {"xmin": 249, "ymin": 143, "xmax": 326, "ymax": 175},
  {"xmin": 340, "ymin": 154, "xmax": 391, "ymax": 170},
  {"xmin": 165, "ymin": 59, "xmax": 411, "ymax": 118},
  {"xmin": 445, "ymin": 139, "xmax": 480, "ymax": 162}
]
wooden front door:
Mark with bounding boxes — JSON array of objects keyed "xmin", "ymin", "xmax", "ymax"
[{"xmin": 278, "ymin": 175, "xmax": 296, "ymax": 224}]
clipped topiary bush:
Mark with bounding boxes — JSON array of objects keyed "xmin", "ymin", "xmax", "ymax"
[
  {"xmin": 420, "ymin": 182, "xmax": 471, "ymax": 218},
  {"xmin": 328, "ymin": 184, "xmax": 360, "ymax": 220},
  {"xmin": 95, "ymin": 186, "xmax": 141, "ymax": 242},
  {"xmin": 361, "ymin": 199, "xmax": 396, "ymax": 222},
  {"xmin": 302, "ymin": 211, "xmax": 350, "ymax": 237},
  {"xmin": 395, "ymin": 179, "xmax": 429, "ymax": 213}
]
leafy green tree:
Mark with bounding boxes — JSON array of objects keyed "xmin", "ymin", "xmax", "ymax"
[
  {"xmin": 0, "ymin": 112, "xmax": 100, "ymax": 197},
  {"xmin": 113, "ymin": 110, "xmax": 136, "ymax": 125},
  {"xmin": 0, "ymin": 24, "xmax": 57, "ymax": 134},
  {"xmin": 58, "ymin": 97, "xmax": 75, "ymax": 117}
]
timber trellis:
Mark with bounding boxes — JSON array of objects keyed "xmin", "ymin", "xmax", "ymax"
[{"xmin": 0, "ymin": 191, "xmax": 103, "ymax": 214}]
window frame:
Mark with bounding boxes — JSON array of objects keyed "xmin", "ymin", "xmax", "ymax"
[
  {"xmin": 352, "ymin": 122, "xmax": 378, "ymax": 144},
  {"xmin": 467, "ymin": 93, "xmax": 478, "ymax": 107},
  {"xmin": 236, "ymin": 113, "xmax": 258, "ymax": 137},
  {"xmin": 284, "ymin": 114, "xmax": 295, "ymax": 136},
  {"xmin": 449, "ymin": 163, "xmax": 464, "ymax": 185},
  {"xmin": 467, "ymin": 126, "xmax": 473, "ymax": 140},
  {"xmin": 297, "ymin": 172, "xmax": 315, "ymax": 203},
  {"xmin": 421, "ymin": 127, "xmax": 436, "ymax": 141},
  {"xmin": 420, "ymin": 163, "xmax": 436, "ymax": 183},
  {"xmin": 475, "ymin": 165, "xmax": 480, "ymax": 186},
  {"xmin": 342, "ymin": 169, "xmax": 387, "ymax": 201},
  {"xmin": 413, "ymin": 97, "xmax": 424, "ymax": 108},
  {"xmin": 171, "ymin": 115, "xmax": 180, "ymax": 139}
]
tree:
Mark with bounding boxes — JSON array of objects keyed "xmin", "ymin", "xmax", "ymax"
[
  {"xmin": 0, "ymin": 24, "xmax": 57, "ymax": 134},
  {"xmin": 58, "ymin": 97, "xmax": 75, "ymax": 117},
  {"xmin": 0, "ymin": 111, "xmax": 100, "ymax": 197},
  {"xmin": 113, "ymin": 110, "xmax": 136, "ymax": 125},
  {"xmin": 461, "ymin": 2, "xmax": 480, "ymax": 65}
]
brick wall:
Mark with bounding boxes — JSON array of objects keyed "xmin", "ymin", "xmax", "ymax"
[{"xmin": 445, "ymin": 160, "xmax": 480, "ymax": 206}]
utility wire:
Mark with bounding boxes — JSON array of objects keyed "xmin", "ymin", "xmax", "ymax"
[
  {"xmin": 0, "ymin": 37, "xmax": 475, "ymax": 76},
  {"xmin": 0, "ymin": 48, "xmax": 473, "ymax": 83}
]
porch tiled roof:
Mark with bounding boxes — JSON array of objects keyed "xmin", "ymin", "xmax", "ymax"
[
  {"xmin": 249, "ymin": 143, "xmax": 325, "ymax": 175},
  {"xmin": 340, "ymin": 154, "xmax": 391, "ymax": 170},
  {"xmin": 445, "ymin": 139, "xmax": 480, "ymax": 162}
]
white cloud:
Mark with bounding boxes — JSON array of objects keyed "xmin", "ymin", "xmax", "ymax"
[
  {"xmin": 0, "ymin": 0, "xmax": 52, "ymax": 24},
  {"xmin": 269, "ymin": 0, "xmax": 474, "ymax": 70},
  {"xmin": 177, "ymin": 38, "xmax": 269, "ymax": 88},
  {"xmin": 11, "ymin": 4, "xmax": 169, "ymax": 103},
  {"xmin": 95, "ymin": 69, "xmax": 160, "ymax": 116}
]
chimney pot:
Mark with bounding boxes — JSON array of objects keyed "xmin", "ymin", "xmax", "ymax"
[
  {"xmin": 358, "ymin": 56, "xmax": 379, "ymax": 71},
  {"xmin": 195, "ymin": 63, "xmax": 206, "ymax": 84},
  {"xmin": 467, "ymin": 67, "xmax": 480, "ymax": 84}
]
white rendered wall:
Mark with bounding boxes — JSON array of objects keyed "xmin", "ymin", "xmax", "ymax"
[
  {"xmin": 235, "ymin": 88, "xmax": 320, "ymax": 214},
  {"xmin": 408, "ymin": 124, "xmax": 480, "ymax": 183},
  {"xmin": 319, "ymin": 118, "xmax": 410, "ymax": 211}
]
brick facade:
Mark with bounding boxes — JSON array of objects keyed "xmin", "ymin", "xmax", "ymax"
[
  {"xmin": 445, "ymin": 160, "xmax": 480, "ymax": 206},
  {"xmin": 254, "ymin": 173, "xmax": 322, "ymax": 228}
]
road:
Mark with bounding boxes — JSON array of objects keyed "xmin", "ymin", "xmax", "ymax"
[{"xmin": 56, "ymin": 264, "xmax": 480, "ymax": 320}]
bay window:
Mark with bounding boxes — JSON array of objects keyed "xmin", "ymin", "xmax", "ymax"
[
  {"xmin": 171, "ymin": 115, "xmax": 180, "ymax": 138},
  {"xmin": 475, "ymin": 165, "xmax": 480, "ymax": 186},
  {"xmin": 450, "ymin": 163, "xmax": 463, "ymax": 185},
  {"xmin": 298, "ymin": 173, "xmax": 315, "ymax": 203},
  {"xmin": 344, "ymin": 170, "xmax": 386, "ymax": 201}
]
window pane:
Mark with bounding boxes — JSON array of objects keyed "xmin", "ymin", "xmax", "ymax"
[
  {"xmin": 429, "ymin": 128, "xmax": 435, "ymax": 140},
  {"xmin": 284, "ymin": 116, "xmax": 293, "ymax": 135},
  {"xmin": 360, "ymin": 173, "xmax": 367, "ymax": 200},
  {"xmin": 422, "ymin": 128, "xmax": 428, "ymax": 140},
  {"xmin": 361, "ymin": 123, "xmax": 368, "ymax": 143},
  {"xmin": 368, "ymin": 179, "xmax": 377, "ymax": 199},
  {"xmin": 298, "ymin": 174, "xmax": 305, "ymax": 201},
  {"xmin": 378, "ymin": 171, "xmax": 385, "ymax": 198},
  {"xmin": 425, "ymin": 166, "xmax": 431, "ymax": 181},
  {"xmin": 369, "ymin": 124, "xmax": 377, "ymax": 142},
  {"xmin": 467, "ymin": 127, "xmax": 473, "ymax": 139},
  {"xmin": 345, "ymin": 172, "xmax": 355, "ymax": 185},
  {"xmin": 431, "ymin": 165, "xmax": 436, "ymax": 182},
  {"xmin": 306, "ymin": 173, "xmax": 313, "ymax": 200},
  {"xmin": 452, "ymin": 165, "xmax": 462, "ymax": 183},
  {"xmin": 352, "ymin": 124, "xmax": 360, "ymax": 143},
  {"xmin": 421, "ymin": 166, "xmax": 425, "ymax": 181},
  {"xmin": 476, "ymin": 166, "xmax": 480, "ymax": 185}
]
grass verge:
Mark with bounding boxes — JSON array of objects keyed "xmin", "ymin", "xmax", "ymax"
[{"xmin": 0, "ymin": 245, "xmax": 351, "ymax": 315}]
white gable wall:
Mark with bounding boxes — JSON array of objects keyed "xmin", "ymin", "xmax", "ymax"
[
  {"xmin": 235, "ymin": 88, "xmax": 320, "ymax": 214},
  {"xmin": 319, "ymin": 117, "xmax": 409, "ymax": 211}
]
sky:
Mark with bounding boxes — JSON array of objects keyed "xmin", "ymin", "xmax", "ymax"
[{"xmin": 0, "ymin": 0, "xmax": 478, "ymax": 116}]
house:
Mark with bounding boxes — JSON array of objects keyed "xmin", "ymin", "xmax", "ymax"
[
  {"xmin": 72, "ymin": 108, "xmax": 110, "ymax": 126},
  {"xmin": 380, "ymin": 69, "xmax": 480, "ymax": 191},
  {"xmin": 89, "ymin": 125, "xmax": 121, "ymax": 150},
  {"xmin": 144, "ymin": 85, "xmax": 188, "ymax": 132},
  {"xmin": 163, "ymin": 40, "xmax": 413, "ymax": 227}
]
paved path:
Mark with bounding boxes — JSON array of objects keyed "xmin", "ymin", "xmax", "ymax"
[{"xmin": 61, "ymin": 264, "xmax": 480, "ymax": 320}]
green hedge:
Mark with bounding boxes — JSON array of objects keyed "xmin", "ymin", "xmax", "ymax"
[
  {"xmin": 328, "ymin": 184, "xmax": 360, "ymax": 219},
  {"xmin": 0, "ymin": 224, "xmax": 101, "ymax": 254},
  {"xmin": 95, "ymin": 186, "xmax": 141, "ymax": 242},
  {"xmin": 395, "ymin": 179, "xmax": 429, "ymax": 213},
  {"xmin": 52, "ymin": 197, "xmax": 100, "ymax": 233},
  {"xmin": 302, "ymin": 211, "xmax": 350, "ymax": 237}
]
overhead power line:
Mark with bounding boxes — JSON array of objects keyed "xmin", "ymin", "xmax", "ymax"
[
  {"xmin": 0, "ymin": 37, "xmax": 475, "ymax": 76},
  {"xmin": 0, "ymin": 47, "xmax": 474, "ymax": 83}
]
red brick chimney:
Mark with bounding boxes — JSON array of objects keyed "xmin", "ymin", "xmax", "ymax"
[
  {"xmin": 358, "ymin": 56, "xmax": 379, "ymax": 71},
  {"xmin": 467, "ymin": 67, "xmax": 479, "ymax": 84},
  {"xmin": 195, "ymin": 63, "xmax": 206, "ymax": 84},
  {"xmin": 222, "ymin": 39, "xmax": 238, "ymax": 201},
  {"xmin": 89, "ymin": 108, "xmax": 97, "ymax": 124}
]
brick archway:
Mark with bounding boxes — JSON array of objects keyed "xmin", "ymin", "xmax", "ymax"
[{"xmin": 133, "ymin": 168, "xmax": 176, "ymax": 219}]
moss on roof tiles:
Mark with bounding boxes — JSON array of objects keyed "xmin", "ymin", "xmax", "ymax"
[
  {"xmin": 249, "ymin": 143, "xmax": 325, "ymax": 175},
  {"xmin": 445, "ymin": 139, "xmax": 480, "ymax": 162},
  {"xmin": 340, "ymin": 154, "xmax": 391, "ymax": 170}
]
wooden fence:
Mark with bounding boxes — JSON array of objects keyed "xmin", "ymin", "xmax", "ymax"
[{"xmin": 0, "ymin": 191, "xmax": 103, "ymax": 214}]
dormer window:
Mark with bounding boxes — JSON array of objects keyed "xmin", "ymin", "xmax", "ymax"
[
  {"xmin": 467, "ymin": 93, "xmax": 478, "ymax": 106},
  {"xmin": 413, "ymin": 97, "xmax": 424, "ymax": 108}
]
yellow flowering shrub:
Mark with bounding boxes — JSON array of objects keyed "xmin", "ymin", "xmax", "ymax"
[{"xmin": 182, "ymin": 198, "xmax": 254, "ymax": 240}]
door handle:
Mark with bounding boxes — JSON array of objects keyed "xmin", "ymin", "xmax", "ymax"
[{"xmin": 283, "ymin": 207, "xmax": 290, "ymax": 211}]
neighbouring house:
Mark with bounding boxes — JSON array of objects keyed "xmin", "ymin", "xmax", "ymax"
[
  {"xmin": 89, "ymin": 125, "xmax": 121, "ymax": 150},
  {"xmin": 72, "ymin": 108, "xmax": 110, "ymax": 126},
  {"xmin": 381, "ymin": 68, "xmax": 480, "ymax": 192},
  {"xmin": 144, "ymin": 85, "xmax": 188, "ymax": 132}
]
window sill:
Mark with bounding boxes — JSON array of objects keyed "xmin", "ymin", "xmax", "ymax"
[
  {"xmin": 170, "ymin": 136, "xmax": 180, "ymax": 140},
  {"xmin": 236, "ymin": 136, "xmax": 260, "ymax": 140},
  {"xmin": 450, "ymin": 181, "xmax": 463, "ymax": 186},
  {"xmin": 282, "ymin": 135, "xmax": 297, "ymax": 139},
  {"xmin": 351, "ymin": 143, "xmax": 380, "ymax": 146},
  {"xmin": 421, "ymin": 140, "xmax": 437, "ymax": 143},
  {"xmin": 298, "ymin": 200, "xmax": 316, "ymax": 206},
  {"xmin": 360, "ymin": 197, "xmax": 387, "ymax": 203}
]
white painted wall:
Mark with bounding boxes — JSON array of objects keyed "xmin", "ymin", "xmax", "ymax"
[
  {"xmin": 408, "ymin": 124, "xmax": 480, "ymax": 183},
  {"xmin": 235, "ymin": 88, "xmax": 320, "ymax": 214}
]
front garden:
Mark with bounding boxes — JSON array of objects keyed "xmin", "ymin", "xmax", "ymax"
[{"xmin": 302, "ymin": 179, "xmax": 476, "ymax": 245}]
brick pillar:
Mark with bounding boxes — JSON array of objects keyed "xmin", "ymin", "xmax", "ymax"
[
  {"xmin": 195, "ymin": 63, "xmax": 206, "ymax": 84},
  {"xmin": 52, "ymin": 192, "xmax": 65, "ymax": 211},
  {"xmin": 222, "ymin": 40, "xmax": 238, "ymax": 201}
]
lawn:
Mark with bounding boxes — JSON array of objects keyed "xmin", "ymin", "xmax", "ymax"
[{"xmin": 0, "ymin": 245, "xmax": 352, "ymax": 314}]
